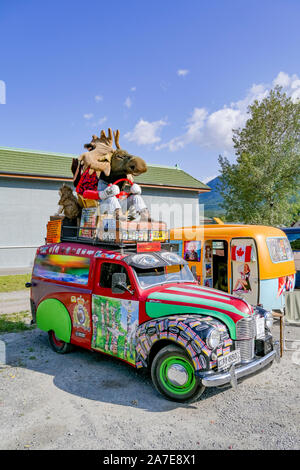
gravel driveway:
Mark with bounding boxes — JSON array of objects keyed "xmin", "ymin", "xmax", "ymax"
[
  {"xmin": 0, "ymin": 321, "xmax": 299, "ymax": 450},
  {"xmin": 0, "ymin": 290, "xmax": 31, "ymax": 315}
]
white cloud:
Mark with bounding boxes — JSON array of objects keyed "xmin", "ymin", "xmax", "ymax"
[
  {"xmin": 177, "ymin": 69, "xmax": 189, "ymax": 77},
  {"xmin": 95, "ymin": 95, "xmax": 103, "ymax": 102},
  {"xmin": 157, "ymin": 71, "xmax": 300, "ymax": 153},
  {"xmin": 205, "ymin": 107, "xmax": 243, "ymax": 150},
  {"xmin": 124, "ymin": 97, "xmax": 132, "ymax": 108},
  {"xmin": 130, "ymin": 87, "xmax": 136, "ymax": 92},
  {"xmin": 273, "ymin": 71, "xmax": 291, "ymax": 88},
  {"xmin": 156, "ymin": 108, "xmax": 207, "ymax": 151},
  {"xmin": 125, "ymin": 118, "xmax": 167, "ymax": 145},
  {"xmin": 83, "ymin": 113, "xmax": 94, "ymax": 120},
  {"xmin": 97, "ymin": 116, "xmax": 107, "ymax": 125},
  {"xmin": 94, "ymin": 116, "xmax": 107, "ymax": 126}
]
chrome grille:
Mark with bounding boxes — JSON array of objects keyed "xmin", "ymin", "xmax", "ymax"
[
  {"xmin": 235, "ymin": 339, "xmax": 255, "ymax": 362},
  {"xmin": 236, "ymin": 317, "xmax": 255, "ymax": 362},
  {"xmin": 236, "ymin": 317, "xmax": 256, "ymax": 340}
]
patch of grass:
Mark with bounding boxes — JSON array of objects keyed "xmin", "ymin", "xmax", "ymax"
[
  {"xmin": 0, "ymin": 274, "xmax": 31, "ymax": 293},
  {"xmin": 0, "ymin": 311, "xmax": 34, "ymax": 333}
]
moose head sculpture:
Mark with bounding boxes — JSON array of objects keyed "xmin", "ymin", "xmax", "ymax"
[{"xmin": 72, "ymin": 128, "xmax": 147, "ymax": 188}]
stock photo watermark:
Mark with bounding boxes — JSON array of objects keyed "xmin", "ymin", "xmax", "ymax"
[
  {"xmin": 0, "ymin": 339, "xmax": 6, "ymax": 366},
  {"xmin": 0, "ymin": 80, "xmax": 6, "ymax": 104},
  {"xmin": 291, "ymin": 342, "xmax": 300, "ymax": 366}
]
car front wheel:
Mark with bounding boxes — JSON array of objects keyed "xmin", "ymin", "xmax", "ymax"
[{"xmin": 151, "ymin": 344, "xmax": 205, "ymax": 402}]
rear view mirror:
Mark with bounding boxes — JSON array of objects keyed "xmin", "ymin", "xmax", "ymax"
[{"xmin": 111, "ymin": 272, "xmax": 127, "ymax": 294}]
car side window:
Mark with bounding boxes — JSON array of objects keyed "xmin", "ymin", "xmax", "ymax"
[{"xmin": 99, "ymin": 263, "xmax": 131, "ymax": 289}]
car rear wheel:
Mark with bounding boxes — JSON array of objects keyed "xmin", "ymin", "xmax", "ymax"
[
  {"xmin": 48, "ymin": 331, "xmax": 73, "ymax": 354},
  {"xmin": 151, "ymin": 345, "xmax": 205, "ymax": 402}
]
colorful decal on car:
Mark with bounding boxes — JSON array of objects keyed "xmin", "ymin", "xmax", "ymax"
[
  {"xmin": 91, "ymin": 295, "xmax": 139, "ymax": 364},
  {"xmin": 231, "ymin": 245, "xmax": 252, "ymax": 262},
  {"xmin": 135, "ymin": 315, "xmax": 233, "ymax": 372},
  {"xmin": 277, "ymin": 274, "xmax": 295, "ymax": 297},
  {"xmin": 33, "ymin": 253, "xmax": 90, "ymax": 285},
  {"xmin": 184, "ymin": 241, "xmax": 201, "ymax": 262},
  {"xmin": 72, "ymin": 296, "xmax": 91, "ymax": 331}
]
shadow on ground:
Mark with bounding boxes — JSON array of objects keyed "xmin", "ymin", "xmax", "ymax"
[{"xmin": 1, "ymin": 328, "xmax": 230, "ymax": 412}]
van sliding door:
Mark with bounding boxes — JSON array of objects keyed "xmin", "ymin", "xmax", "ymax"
[{"xmin": 231, "ymin": 238, "xmax": 259, "ymax": 306}]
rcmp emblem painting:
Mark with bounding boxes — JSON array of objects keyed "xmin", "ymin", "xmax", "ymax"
[{"xmin": 72, "ymin": 296, "xmax": 91, "ymax": 331}]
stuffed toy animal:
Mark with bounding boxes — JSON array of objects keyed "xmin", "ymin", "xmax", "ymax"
[
  {"xmin": 55, "ymin": 184, "xmax": 82, "ymax": 220},
  {"xmin": 75, "ymin": 129, "xmax": 115, "ymax": 196},
  {"xmin": 72, "ymin": 128, "xmax": 151, "ymax": 220},
  {"xmin": 96, "ymin": 130, "xmax": 150, "ymax": 220}
]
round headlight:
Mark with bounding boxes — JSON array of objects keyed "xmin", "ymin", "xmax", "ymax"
[
  {"xmin": 265, "ymin": 311, "xmax": 273, "ymax": 330},
  {"xmin": 206, "ymin": 329, "xmax": 221, "ymax": 349}
]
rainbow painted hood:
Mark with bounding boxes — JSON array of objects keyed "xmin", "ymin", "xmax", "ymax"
[{"xmin": 145, "ymin": 284, "xmax": 253, "ymax": 340}]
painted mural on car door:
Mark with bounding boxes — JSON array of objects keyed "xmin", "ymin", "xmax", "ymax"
[{"xmin": 91, "ymin": 295, "xmax": 139, "ymax": 364}]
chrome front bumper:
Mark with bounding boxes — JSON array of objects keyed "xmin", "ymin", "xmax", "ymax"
[{"xmin": 199, "ymin": 342, "xmax": 280, "ymax": 389}]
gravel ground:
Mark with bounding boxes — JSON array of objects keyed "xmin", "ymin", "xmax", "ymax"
[
  {"xmin": 0, "ymin": 321, "xmax": 299, "ymax": 450},
  {"xmin": 0, "ymin": 290, "xmax": 30, "ymax": 315}
]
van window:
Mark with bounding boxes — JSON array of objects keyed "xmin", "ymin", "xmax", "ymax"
[
  {"xmin": 33, "ymin": 254, "xmax": 90, "ymax": 285},
  {"xmin": 99, "ymin": 263, "xmax": 131, "ymax": 289},
  {"xmin": 266, "ymin": 237, "xmax": 294, "ymax": 263},
  {"xmin": 202, "ymin": 240, "xmax": 228, "ymax": 292}
]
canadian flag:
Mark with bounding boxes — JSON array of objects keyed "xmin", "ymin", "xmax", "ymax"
[{"xmin": 231, "ymin": 245, "xmax": 252, "ymax": 262}]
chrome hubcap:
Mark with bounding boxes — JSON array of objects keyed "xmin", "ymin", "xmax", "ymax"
[{"xmin": 166, "ymin": 364, "xmax": 189, "ymax": 386}]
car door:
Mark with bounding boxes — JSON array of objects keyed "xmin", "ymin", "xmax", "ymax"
[
  {"xmin": 231, "ymin": 237, "xmax": 259, "ymax": 306},
  {"xmin": 91, "ymin": 260, "xmax": 139, "ymax": 365}
]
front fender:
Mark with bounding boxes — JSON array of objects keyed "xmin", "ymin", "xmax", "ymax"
[
  {"xmin": 36, "ymin": 299, "xmax": 72, "ymax": 343},
  {"xmin": 135, "ymin": 315, "xmax": 233, "ymax": 372}
]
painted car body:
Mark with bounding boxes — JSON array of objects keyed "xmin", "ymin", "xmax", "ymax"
[{"xmin": 29, "ymin": 241, "xmax": 279, "ymax": 399}]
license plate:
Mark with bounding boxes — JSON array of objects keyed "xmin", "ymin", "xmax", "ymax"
[
  {"xmin": 218, "ymin": 349, "xmax": 241, "ymax": 371},
  {"xmin": 256, "ymin": 317, "xmax": 265, "ymax": 339}
]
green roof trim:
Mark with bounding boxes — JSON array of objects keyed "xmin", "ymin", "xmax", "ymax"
[{"xmin": 0, "ymin": 146, "xmax": 210, "ymax": 191}]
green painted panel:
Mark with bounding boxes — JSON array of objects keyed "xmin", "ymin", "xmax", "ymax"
[
  {"xmin": 163, "ymin": 287, "xmax": 249, "ymax": 317},
  {"xmin": 36, "ymin": 299, "xmax": 72, "ymax": 343},
  {"xmin": 146, "ymin": 302, "xmax": 237, "ymax": 339},
  {"xmin": 148, "ymin": 291, "xmax": 248, "ymax": 318}
]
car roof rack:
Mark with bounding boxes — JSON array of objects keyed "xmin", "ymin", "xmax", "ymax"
[{"xmin": 59, "ymin": 224, "xmax": 176, "ymax": 254}]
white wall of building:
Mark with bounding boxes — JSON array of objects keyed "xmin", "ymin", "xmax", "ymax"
[{"xmin": 0, "ymin": 177, "xmax": 61, "ymax": 270}]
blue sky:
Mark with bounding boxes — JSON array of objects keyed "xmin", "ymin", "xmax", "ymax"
[{"xmin": 0, "ymin": 0, "xmax": 300, "ymax": 182}]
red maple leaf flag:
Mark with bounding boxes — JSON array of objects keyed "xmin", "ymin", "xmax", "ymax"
[{"xmin": 231, "ymin": 245, "xmax": 252, "ymax": 262}]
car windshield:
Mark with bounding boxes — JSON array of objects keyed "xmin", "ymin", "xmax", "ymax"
[{"xmin": 133, "ymin": 264, "xmax": 195, "ymax": 289}]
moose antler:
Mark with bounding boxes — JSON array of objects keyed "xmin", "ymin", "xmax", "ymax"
[
  {"xmin": 100, "ymin": 128, "xmax": 113, "ymax": 147},
  {"xmin": 78, "ymin": 128, "xmax": 115, "ymax": 177},
  {"xmin": 113, "ymin": 130, "xmax": 121, "ymax": 149}
]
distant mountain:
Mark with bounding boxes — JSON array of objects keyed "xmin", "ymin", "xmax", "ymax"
[
  {"xmin": 199, "ymin": 177, "xmax": 300, "ymax": 222},
  {"xmin": 199, "ymin": 176, "xmax": 225, "ymax": 217}
]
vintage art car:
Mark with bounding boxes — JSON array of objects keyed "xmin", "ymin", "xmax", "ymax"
[{"xmin": 27, "ymin": 234, "xmax": 280, "ymax": 403}]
